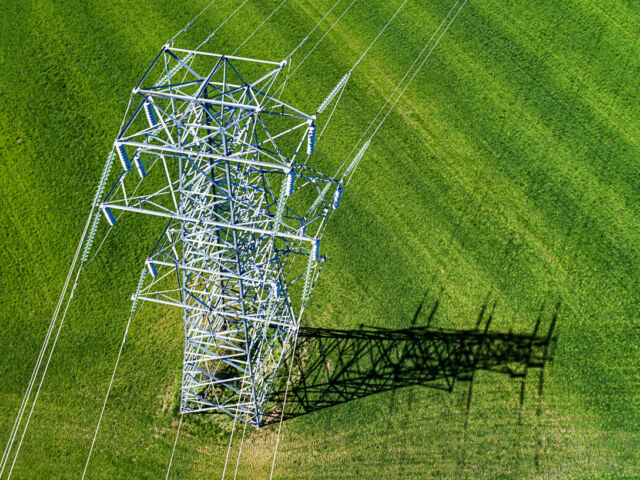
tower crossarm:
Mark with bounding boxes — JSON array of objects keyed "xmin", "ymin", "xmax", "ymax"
[
  {"xmin": 101, "ymin": 203, "xmax": 316, "ymax": 243},
  {"xmin": 115, "ymin": 140, "xmax": 290, "ymax": 171}
]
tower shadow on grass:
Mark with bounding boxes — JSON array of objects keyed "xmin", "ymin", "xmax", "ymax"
[{"xmin": 264, "ymin": 295, "xmax": 559, "ymax": 424}]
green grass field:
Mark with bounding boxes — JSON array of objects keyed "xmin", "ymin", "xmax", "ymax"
[{"xmin": 1, "ymin": 0, "xmax": 639, "ymax": 478}]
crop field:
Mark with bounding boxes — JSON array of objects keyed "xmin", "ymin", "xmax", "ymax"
[{"xmin": 1, "ymin": 0, "xmax": 639, "ymax": 478}]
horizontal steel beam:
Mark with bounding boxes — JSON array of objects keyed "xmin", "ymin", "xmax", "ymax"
[
  {"xmin": 168, "ymin": 47, "xmax": 284, "ymax": 67},
  {"xmin": 103, "ymin": 203, "xmax": 314, "ymax": 243},
  {"xmin": 117, "ymin": 140, "xmax": 288, "ymax": 171}
]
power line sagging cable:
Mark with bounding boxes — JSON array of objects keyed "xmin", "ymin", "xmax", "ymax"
[
  {"xmin": 341, "ymin": 0, "xmax": 468, "ymax": 186},
  {"xmin": 233, "ymin": 0, "xmax": 289, "ymax": 55},
  {"xmin": 81, "ymin": 268, "xmax": 148, "ymax": 479},
  {"xmin": 165, "ymin": 414, "xmax": 184, "ymax": 480}
]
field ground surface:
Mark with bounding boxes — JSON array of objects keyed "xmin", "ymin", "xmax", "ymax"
[{"xmin": 1, "ymin": 0, "xmax": 639, "ymax": 478}]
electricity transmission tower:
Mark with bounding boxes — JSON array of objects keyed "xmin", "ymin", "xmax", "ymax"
[
  {"xmin": 99, "ymin": 46, "xmax": 344, "ymax": 428},
  {"xmin": 1, "ymin": 2, "xmax": 471, "ymax": 476}
]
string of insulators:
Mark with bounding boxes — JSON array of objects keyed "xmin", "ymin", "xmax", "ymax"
[
  {"xmin": 272, "ymin": 166, "xmax": 298, "ymax": 237},
  {"xmin": 307, "ymin": 123, "xmax": 316, "ymax": 155},
  {"xmin": 116, "ymin": 142, "xmax": 131, "ymax": 171},
  {"xmin": 81, "ymin": 151, "xmax": 115, "ymax": 263},
  {"xmin": 317, "ymin": 73, "xmax": 350, "ymax": 114},
  {"xmin": 101, "ymin": 206, "xmax": 117, "ymax": 226},
  {"xmin": 308, "ymin": 182, "xmax": 332, "ymax": 215},
  {"xmin": 311, "ymin": 239, "xmax": 320, "ymax": 260},
  {"xmin": 159, "ymin": 53, "xmax": 193, "ymax": 85},
  {"xmin": 130, "ymin": 267, "xmax": 148, "ymax": 314},
  {"xmin": 272, "ymin": 171, "xmax": 292, "ymax": 237},
  {"xmin": 343, "ymin": 140, "xmax": 370, "ymax": 178},
  {"xmin": 301, "ymin": 247, "xmax": 316, "ymax": 306},
  {"xmin": 332, "ymin": 183, "xmax": 343, "ymax": 209},
  {"xmin": 146, "ymin": 259, "xmax": 158, "ymax": 278},
  {"xmin": 144, "ymin": 101, "xmax": 158, "ymax": 128},
  {"xmin": 134, "ymin": 155, "xmax": 147, "ymax": 179},
  {"xmin": 82, "ymin": 214, "xmax": 102, "ymax": 264},
  {"xmin": 284, "ymin": 168, "xmax": 296, "ymax": 196}
]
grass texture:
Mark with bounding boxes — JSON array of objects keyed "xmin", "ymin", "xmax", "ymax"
[{"xmin": 1, "ymin": 0, "xmax": 639, "ymax": 478}]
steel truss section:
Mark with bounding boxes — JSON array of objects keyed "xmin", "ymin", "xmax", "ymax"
[{"xmin": 101, "ymin": 47, "xmax": 342, "ymax": 428}]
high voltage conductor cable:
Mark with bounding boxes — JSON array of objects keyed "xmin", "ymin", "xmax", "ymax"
[
  {"xmin": 196, "ymin": 0, "xmax": 252, "ymax": 51},
  {"xmin": 232, "ymin": 0, "xmax": 289, "ymax": 55},
  {"xmin": 4, "ymin": 151, "xmax": 128, "ymax": 474},
  {"xmin": 316, "ymin": 0, "xmax": 409, "ymax": 117},
  {"xmin": 5, "ymin": 251, "xmax": 87, "ymax": 479},
  {"xmin": 221, "ymin": 414, "xmax": 239, "ymax": 479},
  {"xmin": 339, "ymin": 0, "xmax": 463, "ymax": 175},
  {"xmin": 165, "ymin": 414, "xmax": 184, "ymax": 480},
  {"xmin": 290, "ymin": 0, "xmax": 407, "ymax": 94},
  {"xmin": 341, "ymin": 0, "xmax": 467, "ymax": 186},
  {"xmin": 287, "ymin": 0, "xmax": 357, "ymax": 78},
  {"xmin": 2, "ymin": 97, "xmax": 135, "ymax": 478},
  {"xmin": 0, "ymin": 205, "xmax": 93, "ymax": 479},
  {"xmin": 232, "ymin": 418, "xmax": 248, "ymax": 480},
  {"xmin": 274, "ymin": 0, "xmax": 355, "ymax": 100},
  {"xmin": 293, "ymin": 0, "xmax": 466, "ymax": 311},
  {"xmin": 366, "ymin": 0, "xmax": 467, "ymax": 157},
  {"xmin": 301, "ymin": 0, "xmax": 408, "ymax": 168},
  {"xmin": 6, "ymin": 158, "xmax": 151, "ymax": 478},
  {"xmin": 0, "ymin": 268, "xmax": 66, "ymax": 472},
  {"xmin": 0, "ymin": 237, "xmax": 84, "ymax": 475},
  {"xmin": 287, "ymin": 0, "xmax": 346, "ymax": 59},
  {"xmin": 348, "ymin": 0, "xmax": 409, "ymax": 74},
  {"xmin": 221, "ymin": 384, "xmax": 251, "ymax": 480},
  {"xmin": 268, "ymin": 331, "xmax": 301, "ymax": 480},
  {"xmin": 168, "ymin": 0, "xmax": 219, "ymax": 45},
  {"xmin": 309, "ymin": 0, "xmax": 466, "ymax": 246},
  {"xmin": 275, "ymin": 0, "xmax": 356, "ymax": 101},
  {"xmin": 81, "ymin": 268, "xmax": 148, "ymax": 479}
]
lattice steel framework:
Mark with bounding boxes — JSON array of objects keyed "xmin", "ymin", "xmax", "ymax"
[{"xmin": 99, "ymin": 46, "xmax": 343, "ymax": 428}]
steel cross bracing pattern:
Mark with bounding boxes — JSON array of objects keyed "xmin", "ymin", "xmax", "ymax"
[{"xmin": 100, "ymin": 46, "xmax": 343, "ymax": 428}]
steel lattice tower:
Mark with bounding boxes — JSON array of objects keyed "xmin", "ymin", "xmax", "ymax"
[{"xmin": 100, "ymin": 46, "xmax": 343, "ymax": 428}]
